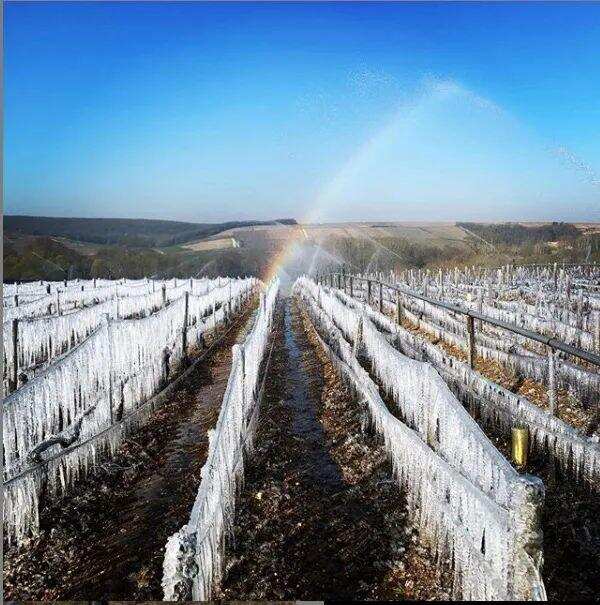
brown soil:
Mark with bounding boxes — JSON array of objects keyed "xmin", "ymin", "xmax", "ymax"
[
  {"xmin": 218, "ymin": 297, "xmax": 447, "ymax": 600},
  {"xmin": 3, "ymin": 304, "xmax": 257, "ymax": 601},
  {"xmin": 402, "ymin": 318, "xmax": 592, "ymax": 432}
]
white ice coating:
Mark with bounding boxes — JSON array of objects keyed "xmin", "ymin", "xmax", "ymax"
[
  {"xmin": 396, "ymin": 292, "xmax": 541, "ymax": 356},
  {"xmin": 394, "ymin": 286, "xmax": 599, "ymax": 370},
  {"xmin": 162, "ymin": 278, "xmax": 279, "ymax": 602},
  {"xmin": 468, "ymin": 300, "xmax": 595, "ymax": 353},
  {"xmin": 4, "ymin": 277, "xmax": 161, "ymax": 298},
  {"xmin": 334, "ymin": 282, "xmax": 600, "ymax": 487},
  {"xmin": 388, "ymin": 263, "xmax": 598, "ymax": 295},
  {"xmin": 296, "ymin": 277, "xmax": 517, "ymax": 507},
  {"xmin": 3, "ymin": 293, "xmax": 48, "ymax": 308},
  {"xmin": 3, "ymin": 277, "xmax": 258, "ymax": 545},
  {"xmin": 390, "ymin": 296, "xmax": 599, "ymax": 406},
  {"xmin": 368, "ymin": 263, "xmax": 599, "ymax": 353},
  {"xmin": 3, "ymin": 278, "xmax": 254, "ymax": 394},
  {"xmin": 294, "ymin": 277, "xmax": 546, "ymax": 601},
  {"xmin": 2, "ymin": 277, "xmax": 234, "ymax": 322},
  {"xmin": 342, "ymin": 270, "xmax": 599, "ymax": 407},
  {"xmin": 491, "ymin": 298, "xmax": 599, "ymax": 333},
  {"xmin": 3, "ymin": 295, "xmax": 60, "ymax": 322},
  {"xmin": 3, "ymin": 327, "xmax": 113, "ymax": 480}
]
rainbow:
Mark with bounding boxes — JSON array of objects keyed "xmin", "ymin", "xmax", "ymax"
[
  {"xmin": 261, "ymin": 79, "xmax": 485, "ymax": 282},
  {"xmin": 262, "ymin": 225, "xmax": 307, "ymax": 282}
]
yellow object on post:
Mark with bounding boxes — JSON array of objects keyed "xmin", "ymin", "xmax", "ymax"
[{"xmin": 512, "ymin": 427, "xmax": 529, "ymax": 467}]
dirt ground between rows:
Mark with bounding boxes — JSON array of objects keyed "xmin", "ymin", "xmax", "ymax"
[
  {"xmin": 3, "ymin": 304, "xmax": 256, "ymax": 602},
  {"xmin": 218, "ymin": 297, "xmax": 447, "ymax": 600}
]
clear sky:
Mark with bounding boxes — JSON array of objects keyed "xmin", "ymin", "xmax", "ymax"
[{"xmin": 4, "ymin": 1, "xmax": 600, "ymax": 223}]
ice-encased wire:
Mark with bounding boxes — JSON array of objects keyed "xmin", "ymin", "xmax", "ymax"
[
  {"xmin": 162, "ymin": 279, "xmax": 279, "ymax": 602},
  {"xmin": 3, "ymin": 277, "xmax": 258, "ymax": 544}
]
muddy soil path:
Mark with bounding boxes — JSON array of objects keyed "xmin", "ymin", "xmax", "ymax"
[
  {"xmin": 3, "ymin": 304, "xmax": 257, "ymax": 602},
  {"xmin": 219, "ymin": 297, "xmax": 445, "ymax": 600}
]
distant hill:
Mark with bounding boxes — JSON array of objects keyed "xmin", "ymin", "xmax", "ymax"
[
  {"xmin": 3, "ymin": 234, "xmax": 184, "ymax": 282},
  {"xmin": 4, "ymin": 235, "xmax": 92, "ymax": 282},
  {"xmin": 457, "ymin": 222, "xmax": 581, "ymax": 246},
  {"xmin": 4, "ymin": 215, "xmax": 297, "ymax": 247}
]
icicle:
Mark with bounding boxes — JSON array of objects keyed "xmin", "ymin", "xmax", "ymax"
[
  {"xmin": 162, "ymin": 278, "xmax": 279, "ymax": 601},
  {"xmin": 345, "ymin": 289, "xmax": 600, "ymax": 486},
  {"xmin": 3, "ymin": 277, "xmax": 257, "ymax": 545},
  {"xmin": 295, "ymin": 277, "xmax": 546, "ymax": 601}
]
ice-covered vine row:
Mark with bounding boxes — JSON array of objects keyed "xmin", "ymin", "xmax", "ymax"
[
  {"xmin": 3, "ymin": 276, "xmax": 220, "ymax": 299},
  {"xmin": 384, "ymin": 293, "xmax": 599, "ymax": 406},
  {"xmin": 3, "ymin": 278, "xmax": 247, "ymax": 394},
  {"xmin": 3, "ymin": 277, "xmax": 257, "ymax": 544},
  {"xmin": 332, "ymin": 283, "xmax": 600, "ymax": 487},
  {"xmin": 333, "ymin": 267, "xmax": 599, "ymax": 421},
  {"xmin": 294, "ymin": 277, "xmax": 546, "ymax": 601},
  {"xmin": 388, "ymin": 263, "xmax": 599, "ymax": 297},
  {"xmin": 362, "ymin": 263, "xmax": 600, "ymax": 353},
  {"xmin": 348, "ymin": 272, "xmax": 599, "ymax": 358},
  {"xmin": 162, "ymin": 278, "xmax": 279, "ymax": 601},
  {"xmin": 2, "ymin": 276, "xmax": 233, "ymax": 322},
  {"xmin": 297, "ymin": 277, "xmax": 517, "ymax": 507}
]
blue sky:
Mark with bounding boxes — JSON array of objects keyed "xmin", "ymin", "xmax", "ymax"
[{"xmin": 4, "ymin": 1, "xmax": 600, "ymax": 222}]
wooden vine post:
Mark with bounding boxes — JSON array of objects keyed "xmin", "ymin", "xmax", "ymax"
[
  {"xmin": 547, "ymin": 348, "xmax": 557, "ymax": 415},
  {"xmin": 466, "ymin": 314, "xmax": 476, "ymax": 369},
  {"xmin": 379, "ymin": 282, "xmax": 384, "ymax": 313},
  {"xmin": 367, "ymin": 279, "xmax": 372, "ymax": 306},
  {"xmin": 12, "ymin": 319, "xmax": 19, "ymax": 391},
  {"xmin": 182, "ymin": 291, "xmax": 190, "ymax": 358},
  {"xmin": 396, "ymin": 294, "xmax": 403, "ymax": 325}
]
